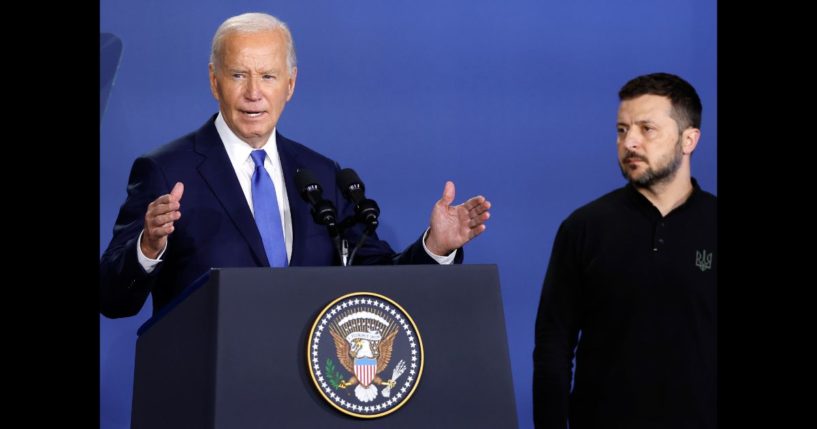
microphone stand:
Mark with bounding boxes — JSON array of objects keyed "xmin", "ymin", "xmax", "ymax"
[
  {"xmin": 340, "ymin": 238, "xmax": 349, "ymax": 267},
  {"xmin": 335, "ymin": 214, "xmax": 378, "ymax": 266}
]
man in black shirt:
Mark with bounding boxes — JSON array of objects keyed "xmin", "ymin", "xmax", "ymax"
[{"xmin": 533, "ymin": 73, "xmax": 716, "ymax": 429}]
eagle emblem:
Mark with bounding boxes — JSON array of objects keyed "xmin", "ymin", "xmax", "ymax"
[
  {"xmin": 330, "ymin": 313, "xmax": 399, "ymax": 402},
  {"xmin": 307, "ymin": 292, "xmax": 423, "ymax": 418}
]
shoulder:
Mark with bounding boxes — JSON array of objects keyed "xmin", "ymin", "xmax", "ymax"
[
  {"xmin": 695, "ymin": 188, "xmax": 717, "ymax": 208},
  {"xmin": 564, "ymin": 186, "xmax": 628, "ymax": 226},
  {"xmin": 277, "ymin": 132, "xmax": 340, "ymax": 171},
  {"xmin": 690, "ymin": 177, "xmax": 717, "ymax": 204},
  {"xmin": 688, "ymin": 178, "xmax": 717, "ymax": 215},
  {"xmin": 138, "ymin": 116, "xmax": 218, "ymax": 165}
]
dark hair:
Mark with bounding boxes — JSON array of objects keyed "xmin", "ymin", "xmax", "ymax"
[{"xmin": 618, "ymin": 72, "xmax": 702, "ymax": 130}]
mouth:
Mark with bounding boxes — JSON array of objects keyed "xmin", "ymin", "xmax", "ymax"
[
  {"xmin": 239, "ymin": 109, "xmax": 266, "ymax": 118},
  {"xmin": 623, "ymin": 154, "xmax": 647, "ymax": 166}
]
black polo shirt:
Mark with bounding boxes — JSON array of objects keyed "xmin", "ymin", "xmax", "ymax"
[{"xmin": 534, "ymin": 178, "xmax": 717, "ymax": 429}]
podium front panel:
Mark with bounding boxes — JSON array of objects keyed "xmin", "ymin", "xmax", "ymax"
[{"xmin": 133, "ymin": 265, "xmax": 517, "ymax": 428}]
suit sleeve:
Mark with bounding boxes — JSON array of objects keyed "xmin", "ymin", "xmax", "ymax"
[
  {"xmin": 533, "ymin": 220, "xmax": 582, "ymax": 428},
  {"xmin": 328, "ymin": 164, "xmax": 463, "ymax": 266},
  {"xmin": 354, "ymin": 231, "xmax": 464, "ymax": 265},
  {"xmin": 99, "ymin": 156, "xmax": 169, "ymax": 318}
]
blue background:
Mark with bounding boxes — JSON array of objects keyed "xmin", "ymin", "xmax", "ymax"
[{"xmin": 100, "ymin": 1, "xmax": 716, "ymax": 427}]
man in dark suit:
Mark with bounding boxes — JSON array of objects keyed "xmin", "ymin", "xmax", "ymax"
[{"xmin": 100, "ymin": 12, "xmax": 492, "ymax": 319}]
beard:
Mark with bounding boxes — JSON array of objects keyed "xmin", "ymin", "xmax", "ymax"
[{"xmin": 619, "ymin": 136, "xmax": 683, "ymax": 188}]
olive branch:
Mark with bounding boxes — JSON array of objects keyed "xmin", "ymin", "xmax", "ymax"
[{"xmin": 324, "ymin": 359, "xmax": 345, "ymax": 388}]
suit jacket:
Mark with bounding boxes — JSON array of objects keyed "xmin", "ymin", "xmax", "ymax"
[{"xmin": 100, "ymin": 115, "xmax": 462, "ymax": 318}]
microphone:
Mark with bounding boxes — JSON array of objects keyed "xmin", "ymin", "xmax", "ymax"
[
  {"xmin": 295, "ymin": 169, "xmax": 338, "ymax": 236},
  {"xmin": 337, "ymin": 168, "xmax": 380, "ymax": 232}
]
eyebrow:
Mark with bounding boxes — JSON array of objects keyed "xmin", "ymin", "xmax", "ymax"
[
  {"xmin": 224, "ymin": 67, "xmax": 280, "ymax": 75},
  {"xmin": 617, "ymin": 119, "xmax": 658, "ymax": 127}
]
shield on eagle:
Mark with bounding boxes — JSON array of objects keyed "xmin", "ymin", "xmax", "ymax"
[{"xmin": 354, "ymin": 357, "xmax": 377, "ymax": 387}]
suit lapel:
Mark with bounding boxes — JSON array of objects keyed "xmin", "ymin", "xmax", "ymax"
[
  {"xmin": 276, "ymin": 132, "xmax": 308, "ymax": 266},
  {"xmin": 193, "ymin": 118, "xmax": 269, "ymax": 266}
]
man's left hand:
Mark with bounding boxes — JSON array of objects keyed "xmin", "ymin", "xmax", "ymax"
[{"xmin": 425, "ymin": 181, "xmax": 491, "ymax": 256}]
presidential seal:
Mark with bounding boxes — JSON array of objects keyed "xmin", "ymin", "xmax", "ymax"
[{"xmin": 307, "ymin": 292, "xmax": 424, "ymax": 418}]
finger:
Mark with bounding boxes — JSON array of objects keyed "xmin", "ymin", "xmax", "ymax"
[
  {"xmin": 161, "ymin": 200, "xmax": 182, "ymax": 213},
  {"xmin": 150, "ymin": 210, "xmax": 181, "ymax": 227},
  {"xmin": 149, "ymin": 224, "xmax": 175, "ymax": 239},
  {"xmin": 439, "ymin": 181, "xmax": 455, "ymax": 206},
  {"xmin": 461, "ymin": 195, "xmax": 487, "ymax": 211},
  {"xmin": 170, "ymin": 182, "xmax": 185, "ymax": 202},
  {"xmin": 468, "ymin": 210, "xmax": 490, "ymax": 227},
  {"xmin": 147, "ymin": 217, "xmax": 178, "ymax": 239},
  {"xmin": 160, "ymin": 199, "xmax": 182, "ymax": 213},
  {"xmin": 145, "ymin": 205, "xmax": 177, "ymax": 225},
  {"xmin": 149, "ymin": 182, "xmax": 185, "ymax": 209},
  {"xmin": 149, "ymin": 199, "xmax": 181, "ymax": 216},
  {"xmin": 468, "ymin": 224, "xmax": 487, "ymax": 239},
  {"xmin": 468, "ymin": 199, "xmax": 491, "ymax": 217},
  {"xmin": 159, "ymin": 222, "xmax": 176, "ymax": 233},
  {"xmin": 148, "ymin": 194, "xmax": 173, "ymax": 208},
  {"xmin": 145, "ymin": 206, "xmax": 180, "ymax": 229}
]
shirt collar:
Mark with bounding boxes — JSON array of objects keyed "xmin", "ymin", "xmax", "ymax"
[
  {"xmin": 214, "ymin": 112, "xmax": 278, "ymax": 167},
  {"xmin": 624, "ymin": 177, "xmax": 702, "ymax": 217}
]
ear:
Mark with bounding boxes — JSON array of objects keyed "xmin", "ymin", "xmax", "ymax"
[
  {"xmin": 286, "ymin": 67, "xmax": 298, "ymax": 101},
  {"xmin": 209, "ymin": 63, "xmax": 219, "ymax": 101},
  {"xmin": 681, "ymin": 127, "xmax": 701, "ymax": 155}
]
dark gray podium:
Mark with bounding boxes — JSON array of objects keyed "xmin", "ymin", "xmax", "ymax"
[{"xmin": 132, "ymin": 265, "xmax": 517, "ymax": 428}]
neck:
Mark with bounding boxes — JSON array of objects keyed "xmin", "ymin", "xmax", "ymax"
[
  {"xmin": 243, "ymin": 133, "xmax": 273, "ymax": 149},
  {"xmin": 635, "ymin": 169, "xmax": 693, "ymax": 216}
]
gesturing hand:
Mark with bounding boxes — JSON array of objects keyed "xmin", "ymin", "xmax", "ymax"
[
  {"xmin": 424, "ymin": 181, "xmax": 491, "ymax": 256},
  {"xmin": 141, "ymin": 182, "xmax": 184, "ymax": 259}
]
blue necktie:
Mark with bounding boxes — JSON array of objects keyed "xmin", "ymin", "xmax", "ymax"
[{"xmin": 250, "ymin": 150, "xmax": 288, "ymax": 267}]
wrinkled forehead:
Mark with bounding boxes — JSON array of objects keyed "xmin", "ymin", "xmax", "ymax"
[{"xmin": 219, "ymin": 30, "xmax": 289, "ymax": 66}]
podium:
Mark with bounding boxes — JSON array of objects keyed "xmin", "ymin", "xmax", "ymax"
[{"xmin": 132, "ymin": 265, "xmax": 518, "ymax": 428}]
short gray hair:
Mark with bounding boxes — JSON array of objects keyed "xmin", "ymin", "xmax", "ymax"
[{"xmin": 210, "ymin": 12, "xmax": 297, "ymax": 73}]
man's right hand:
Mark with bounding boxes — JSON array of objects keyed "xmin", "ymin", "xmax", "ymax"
[{"xmin": 141, "ymin": 182, "xmax": 184, "ymax": 259}]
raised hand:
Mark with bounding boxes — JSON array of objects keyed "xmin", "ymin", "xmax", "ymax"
[
  {"xmin": 141, "ymin": 182, "xmax": 184, "ymax": 259},
  {"xmin": 424, "ymin": 181, "xmax": 491, "ymax": 256}
]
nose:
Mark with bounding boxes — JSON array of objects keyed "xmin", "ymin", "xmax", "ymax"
[
  {"xmin": 244, "ymin": 76, "xmax": 261, "ymax": 101},
  {"xmin": 619, "ymin": 128, "xmax": 641, "ymax": 151}
]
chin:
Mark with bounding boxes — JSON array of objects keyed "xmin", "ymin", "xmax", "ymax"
[
  {"xmin": 629, "ymin": 170, "xmax": 647, "ymax": 181},
  {"xmin": 621, "ymin": 167, "xmax": 645, "ymax": 183},
  {"xmin": 240, "ymin": 127, "xmax": 269, "ymax": 138}
]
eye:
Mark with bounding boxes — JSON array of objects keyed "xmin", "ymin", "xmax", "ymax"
[
  {"xmin": 641, "ymin": 124, "xmax": 658, "ymax": 136},
  {"xmin": 616, "ymin": 126, "xmax": 627, "ymax": 135},
  {"xmin": 263, "ymin": 74, "xmax": 277, "ymax": 81},
  {"xmin": 231, "ymin": 73, "xmax": 245, "ymax": 80}
]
